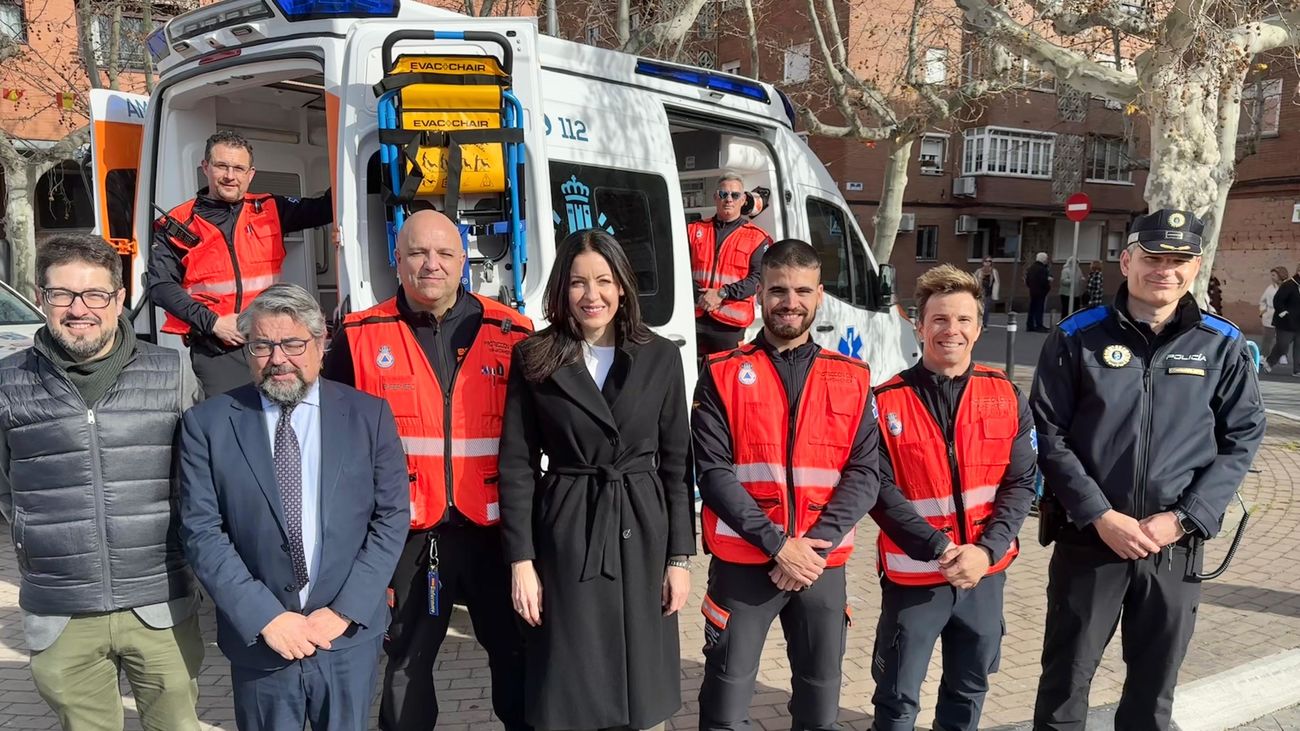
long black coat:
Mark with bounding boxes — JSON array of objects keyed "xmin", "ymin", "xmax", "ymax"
[{"xmin": 498, "ymin": 334, "xmax": 695, "ymax": 730}]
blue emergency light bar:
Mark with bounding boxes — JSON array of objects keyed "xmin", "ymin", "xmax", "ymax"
[
  {"xmin": 271, "ymin": 0, "xmax": 399, "ymax": 21},
  {"xmin": 634, "ymin": 60, "xmax": 771, "ymax": 104}
]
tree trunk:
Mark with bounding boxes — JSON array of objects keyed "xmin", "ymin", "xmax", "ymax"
[
  {"xmin": 870, "ymin": 138, "xmax": 915, "ymax": 264},
  {"xmin": 616, "ymin": 0, "xmax": 630, "ymax": 47},
  {"xmin": 1139, "ymin": 59, "xmax": 1242, "ymax": 304},
  {"xmin": 2, "ymin": 162, "xmax": 37, "ymax": 299},
  {"xmin": 743, "ymin": 0, "xmax": 759, "ymax": 77}
]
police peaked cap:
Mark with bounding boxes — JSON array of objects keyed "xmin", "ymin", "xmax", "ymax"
[{"xmin": 1127, "ymin": 209, "xmax": 1205, "ymax": 256}]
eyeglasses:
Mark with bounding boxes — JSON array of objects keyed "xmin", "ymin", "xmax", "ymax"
[
  {"xmin": 41, "ymin": 288, "xmax": 117, "ymax": 309},
  {"xmin": 246, "ymin": 338, "xmax": 312, "ymax": 357},
  {"xmin": 208, "ymin": 161, "xmax": 252, "ymax": 176},
  {"xmin": 716, "ymin": 190, "xmax": 744, "ymax": 201}
]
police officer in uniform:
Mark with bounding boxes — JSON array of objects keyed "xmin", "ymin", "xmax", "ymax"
[
  {"xmin": 688, "ymin": 172, "xmax": 773, "ymax": 357},
  {"xmin": 321, "ymin": 210, "xmax": 533, "ymax": 731},
  {"xmin": 149, "ymin": 130, "xmax": 332, "ymax": 398},
  {"xmin": 869, "ymin": 264, "xmax": 1036, "ymax": 731},
  {"xmin": 1031, "ymin": 209, "xmax": 1266, "ymax": 731},
  {"xmin": 692, "ymin": 240, "xmax": 882, "ymax": 730}
]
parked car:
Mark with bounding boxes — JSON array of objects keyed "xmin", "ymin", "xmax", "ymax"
[{"xmin": 0, "ymin": 280, "xmax": 44, "ymax": 358}]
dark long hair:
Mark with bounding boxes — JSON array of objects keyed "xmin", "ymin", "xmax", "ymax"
[{"xmin": 519, "ymin": 229, "xmax": 653, "ymax": 383}]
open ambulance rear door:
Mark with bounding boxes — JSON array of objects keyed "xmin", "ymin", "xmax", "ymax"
[{"xmin": 87, "ymin": 88, "xmax": 149, "ymax": 302}]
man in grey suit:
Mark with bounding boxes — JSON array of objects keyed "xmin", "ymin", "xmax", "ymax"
[{"xmin": 179, "ymin": 283, "xmax": 408, "ymax": 730}]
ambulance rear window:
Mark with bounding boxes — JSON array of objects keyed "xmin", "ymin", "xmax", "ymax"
[{"xmin": 548, "ymin": 162, "xmax": 675, "ymax": 326}]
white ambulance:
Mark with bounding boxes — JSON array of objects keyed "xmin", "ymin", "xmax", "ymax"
[{"xmin": 89, "ymin": 0, "xmax": 919, "ymax": 389}]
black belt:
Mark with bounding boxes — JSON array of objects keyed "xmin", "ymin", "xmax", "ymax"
[{"xmin": 550, "ymin": 450, "xmax": 656, "ymax": 582}]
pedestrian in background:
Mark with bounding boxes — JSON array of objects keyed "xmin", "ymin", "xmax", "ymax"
[
  {"xmin": 1265, "ymin": 264, "xmax": 1300, "ymax": 375},
  {"xmin": 0, "ymin": 234, "xmax": 204, "ymax": 730},
  {"xmin": 1259, "ymin": 266, "xmax": 1287, "ymax": 364},
  {"xmin": 1085, "ymin": 260, "xmax": 1105, "ymax": 309},
  {"xmin": 1025, "ymin": 253, "xmax": 1052, "ymax": 332},
  {"xmin": 1057, "ymin": 257, "xmax": 1084, "ymax": 318},
  {"xmin": 499, "ymin": 229, "xmax": 694, "ymax": 731},
  {"xmin": 973, "ymin": 257, "xmax": 1000, "ymax": 327}
]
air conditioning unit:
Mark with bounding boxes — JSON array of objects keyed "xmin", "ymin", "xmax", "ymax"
[
  {"xmin": 953, "ymin": 176, "xmax": 977, "ymax": 197},
  {"xmin": 956, "ymin": 215, "xmax": 979, "ymax": 234},
  {"xmin": 897, "ymin": 213, "xmax": 916, "ymax": 232}
]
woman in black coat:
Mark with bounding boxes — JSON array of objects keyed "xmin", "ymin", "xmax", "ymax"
[{"xmin": 498, "ymin": 229, "xmax": 695, "ymax": 731}]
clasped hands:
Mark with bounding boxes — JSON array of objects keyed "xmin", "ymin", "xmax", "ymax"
[
  {"xmin": 937, "ymin": 542, "xmax": 991, "ymax": 590},
  {"xmin": 260, "ymin": 608, "xmax": 351, "ymax": 661}
]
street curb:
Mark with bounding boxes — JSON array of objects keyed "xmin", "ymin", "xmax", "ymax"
[
  {"xmin": 1265, "ymin": 407, "xmax": 1300, "ymax": 423},
  {"xmin": 1170, "ymin": 648, "xmax": 1300, "ymax": 731}
]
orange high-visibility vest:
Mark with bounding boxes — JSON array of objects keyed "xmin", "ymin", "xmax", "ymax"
[
  {"xmin": 701, "ymin": 344, "xmax": 871, "ymax": 567},
  {"xmin": 159, "ymin": 194, "xmax": 283, "ymax": 336},
  {"xmin": 342, "ymin": 293, "xmax": 533, "ymax": 529},
  {"xmin": 874, "ymin": 365, "xmax": 1020, "ymax": 586},
  {"xmin": 688, "ymin": 218, "xmax": 768, "ymax": 328}
]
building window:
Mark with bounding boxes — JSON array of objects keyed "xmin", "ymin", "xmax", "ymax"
[
  {"xmin": 0, "ymin": 0, "xmax": 25, "ymax": 42},
  {"xmin": 916, "ymin": 226, "xmax": 939, "ymax": 261},
  {"xmin": 1240, "ymin": 78, "xmax": 1283, "ymax": 139},
  {"xmin": 967, "ymin": 218, "xmax": 1020, "ymax": 260},
  {"xmin": 93, "ymin": 13, "xmax": 162, "ymax": 71},
  {"xmin": 919, "ymin": 134, "xmax": 947, "ymax": 173},
  {"xmin": 783, "ymin": 42, "xmax": 811, "ymax": 84},
  {"xmin": 1018, "ymin": 57, "xmax": 1055, "ymax": 92},
  {"xmin": 962, "ymin": 127, "xmax": 1054, "ymax": 178},
  {"xmin": 721, "ymin": 59, "xmax": 741, "ymax": 76},
  {"xmin": 924, "ymin": 48, "xmax": 948, "ymax": 84},
  {"xmin": 1086, "ymin": 136, "xmax": 1131, "ymax": 183}
]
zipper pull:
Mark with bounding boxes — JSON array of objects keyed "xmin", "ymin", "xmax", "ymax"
[{"xmin": 87, "ymin": 409, "xmax": 96, "ymax": 425}]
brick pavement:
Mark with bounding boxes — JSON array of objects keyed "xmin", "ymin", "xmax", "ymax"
[{"xmin": 0, "ymin": 417, "xmax": 1296, "ymax": 730}]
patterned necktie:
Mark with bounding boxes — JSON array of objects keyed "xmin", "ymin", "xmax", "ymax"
[{"xmin": 274, "ymin": 403, "xmax": 310, "ymax": 590}]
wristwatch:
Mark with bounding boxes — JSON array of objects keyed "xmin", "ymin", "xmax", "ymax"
[
  {"xmin": 667, "ymin": 556, "xmax": 691, "ymax": 570},
  {"xmin": 1172, "ymin": 509, "xmax": 1198, "ymax": 538}
]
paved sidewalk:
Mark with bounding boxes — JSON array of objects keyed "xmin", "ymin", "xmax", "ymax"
[
  {"xmin": 1231, "ymin": 702, "xmax": 1300, "ymax": 730},
  {"xmin": 0, "ymin": 422, "xmax": 1296, "ymax": 729}
]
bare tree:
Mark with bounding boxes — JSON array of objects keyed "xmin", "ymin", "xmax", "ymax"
[
  {"xmin": 795, "ymin": 0, "xmax": 1037, "ymax": 263},
  {"xmin": 1, "ymin": 0, "xmax": 163, "ymax": 297},
  {"xmin": 955, "ymin": 0, "xmax": 1300, "ymax": 299}
]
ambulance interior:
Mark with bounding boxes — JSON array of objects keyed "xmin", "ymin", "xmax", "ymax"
[
  {"xmin": 148, "ymin": 60, "xmax": 337, "ymax": 326},
  {"xmin": 670, "ymin": 123, "xmax": 782, "ymax": 246}
]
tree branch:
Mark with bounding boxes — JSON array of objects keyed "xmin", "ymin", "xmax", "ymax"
[
  {"xmin": 1239, "ymin": 9, "xmax": 1300, "ymax": 56},
  {"xmin": 621, "ymin": 0, "xmax": 708, "ymax": 55},
  {"xmin": 799, "ymin": 107, "xmax": 892, "ymax": 141},
  {"xmin": 956, "ymin": 0, "xmax": 1141, "ymax": 101},
  {"xmin": 1030, "ymin": 0, "xmax": 1158, "ymax": 38}
]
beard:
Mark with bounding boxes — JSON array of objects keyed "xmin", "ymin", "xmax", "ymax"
[
  {"xmin": 256, "ymin": 362, "xmax": 311, "ymax": 406},
  {"xmin": 53, "ymin": 314, "xmax": 116, "ymax": 359},
  {"xmin": 764, "ymin": 305, "xmax": 816, "ymax": 340}
]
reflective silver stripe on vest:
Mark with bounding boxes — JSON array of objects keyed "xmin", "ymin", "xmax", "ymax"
[
  {"xmin": 884, "ymin": 552, "xmax": 941, "ymax": 575},
  {"xmin": 909, "ymin": 494, "xmax": 957, "ymax": 518},
  {"xmin": 187, "ymin": 272, "xmax": 280, "ymax": 296},
  {"xmin": 735, "ymin": 462, "xmax": 786, "ymax": 485},
  {"xmin": 792, "ymin": 466, "xmax": 841, "ymax": 489},
  {"xmin": 963, "ymin": 485, "xmax": 1000, "ymax": 510},
  {"xmin": 715, "ymin": 517, "xmax": 782, "ymax": 539},
  {"xmin": 401, "ymin": 436, "xmax": 501, "ymax": 458}
]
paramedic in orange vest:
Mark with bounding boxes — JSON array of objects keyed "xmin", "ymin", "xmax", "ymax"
[
  {"xmin": 320, "ymin": 210, "xmax": 533, "ymax": 731},
  {"xmin": 692, "ymin": 239, "xmax": 889, "ymax": 730},
  {"xmin": 149, "ymin": 130, "xmax": 333, "ymax": 398},
  {"xmin": 688, "ymin": 172, "xmax": 773, "ymax": 357},
  {"xmin": 870, "ymin": 265, "xmax": 1036, "ymax": 731}
]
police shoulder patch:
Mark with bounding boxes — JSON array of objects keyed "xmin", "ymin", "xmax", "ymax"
[
  {"xmin": 1200, "ymin": 313, "xmax": 1241, "ymax": 340},
  {"xmin": 1059, "ymin": 305, "xmax": 1109, "ymax": 336}
]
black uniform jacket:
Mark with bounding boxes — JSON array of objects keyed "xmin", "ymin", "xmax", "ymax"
[{"xmin": 1031, "ymin": 284, "xmax": 1266, "ymax": 539}]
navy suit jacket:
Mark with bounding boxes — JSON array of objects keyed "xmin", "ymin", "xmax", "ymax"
[{"xmin": 179, "ymin": 379, "xmax": 409, "ymax": 670}]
